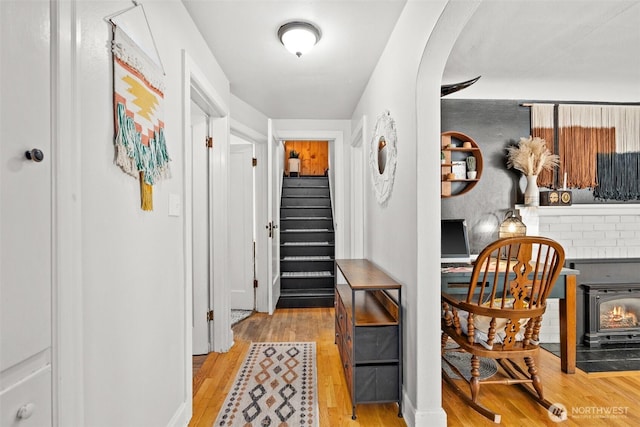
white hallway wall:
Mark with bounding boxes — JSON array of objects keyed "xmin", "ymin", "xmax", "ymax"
[
  {"xmin": 73, "ymin": 0, "xmax": 229, "ymax": 425},
  {"xmin": 351, "ymin": 1, "xmax": 450, "ymax": 425}
]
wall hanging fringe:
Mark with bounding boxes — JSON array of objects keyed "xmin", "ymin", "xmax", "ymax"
[
  {"xmin": 530, "ymin": 104, "xmax": 556, "ymax": 187},
  {"xmin": 140, "ymin": 172, "xmax": 154, "ymax": 211},
  {"xmin": 110, "ymin": 6, "xmax": 170, "ymax": 211},
  {"xmin": 594, "ymin": 152, "xmax": 640, "ymax": 201}
]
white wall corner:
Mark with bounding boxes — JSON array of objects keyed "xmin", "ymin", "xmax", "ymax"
[{"xmin": 402, "ymin": 389, "xmax": 447, "ymax": 427}]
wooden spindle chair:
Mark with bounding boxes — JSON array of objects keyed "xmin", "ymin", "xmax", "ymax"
[{"xmin": 441, "ymin": 236, "xmax": 566, "ymax": 423}]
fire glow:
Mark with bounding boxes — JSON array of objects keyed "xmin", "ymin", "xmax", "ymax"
[{"xmin": 601, "ymin": 305, "xmax": 639, "ymax": 329}]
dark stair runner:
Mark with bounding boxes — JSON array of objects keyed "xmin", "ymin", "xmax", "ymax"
[{"xmin": 278, "ymin": 176, "xmax": 335, "ymax": 308}]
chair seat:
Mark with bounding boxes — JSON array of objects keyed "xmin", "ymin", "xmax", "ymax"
[{"xmin": 442, "ymin": 321, "xmax": 540, "ymax": 359}]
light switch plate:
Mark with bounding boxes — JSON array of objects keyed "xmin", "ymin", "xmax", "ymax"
[{"xmin": 169, "ymin": 193, "xmax": 181, "ymax": 217}]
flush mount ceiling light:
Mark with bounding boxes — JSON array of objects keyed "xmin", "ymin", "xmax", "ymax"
[{"xmin": 277, "ymin": 21, "xmax": 321, "ymax": 57}]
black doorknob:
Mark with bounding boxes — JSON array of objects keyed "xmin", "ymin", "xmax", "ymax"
[{"xmin": 25, "ymin": 149, "xmax": 44, "ymax": 162}]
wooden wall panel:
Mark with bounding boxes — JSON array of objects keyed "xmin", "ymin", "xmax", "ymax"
[{"xmin": 284, "ymin": 140, "xmax": 329, "ymax": 176}]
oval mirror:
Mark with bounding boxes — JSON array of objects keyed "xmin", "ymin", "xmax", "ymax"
[
  {"xmin": 369, "ymin": 110, "xmax": 397, "ymax": 204},
  {"xmin": 378, "ymin": 136, "xmax": 387, "ymax": 174}
]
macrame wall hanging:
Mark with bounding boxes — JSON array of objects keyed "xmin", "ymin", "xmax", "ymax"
[
  {"xmin": 108, "ymin": 1, "xmax": 170, "ymax": 211},
  {"xmin": 530, "ymin": 104, "xmax": 555, "ymax": 188},
  {"xmin": 529, "ymin": 103, "xmax": 640, "ymax": 201}
]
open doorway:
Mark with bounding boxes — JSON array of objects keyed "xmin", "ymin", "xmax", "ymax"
[{"xmin": 229, "ymin": 135, "xmax": 256, "ymax": 322}]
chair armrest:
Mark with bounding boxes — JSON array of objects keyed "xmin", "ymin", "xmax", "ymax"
[{"xmin": 442, "ymin": 292, "xmax": 464, "ymax": 308}]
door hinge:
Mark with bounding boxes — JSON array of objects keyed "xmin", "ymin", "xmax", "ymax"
[
  {"xmin": 206, "ymin": 137, "xmax": 213, "ymax": 148},
  {"xmin": 207, "ymin": 310, "xmax": 214, "ymax": 322},
  {"xmin": 252, "ymin": 157, "xmax": 257, "ymax": 167},
  {"xmin": 254, "ymin": 279, "xmax": 259, "ymax": 288}
]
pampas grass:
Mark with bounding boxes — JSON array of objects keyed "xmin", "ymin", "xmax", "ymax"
[{"xmin": 506, "ymin": 136, "xmax": 560, "ymax": 176}]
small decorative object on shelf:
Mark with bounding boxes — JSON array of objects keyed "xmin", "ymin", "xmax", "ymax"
[
  {"xmin": 288, "ymin": 149, "xmax": 301, "ymax": 177},
  {"xmin": 540, "ymin": 190, "xmax": 573, "ymax": 206},
  {"xmin": 466, "ymin": 156, "xmax": 477, "ymax": 179},
  {"xmin": 441, "ymin": 151, "xmax": 445, "ymax": 164},
  {"xmin": 506, "ymin": 136, "xmax": 560, "ymax": 207},
  {"xmin": 452, "ymin": 161, "xmax": 466, "ymax": 179}
]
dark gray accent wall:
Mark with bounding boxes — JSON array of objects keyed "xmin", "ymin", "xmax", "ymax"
[
  {"xmin": 440, "ymin": 99, "xmax": 630, "ymax": 254},
  {"xmin": 441, "ymin": 100, "xmax": 530, "ymax": 254}
]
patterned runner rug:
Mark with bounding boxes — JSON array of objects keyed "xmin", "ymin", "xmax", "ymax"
[{"xmin": 213, "ymin": 342, "xmax": 318, "ymax": 427}]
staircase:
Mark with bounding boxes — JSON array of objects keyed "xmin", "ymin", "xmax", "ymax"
[{"xmin": 278, "ymin": 176, "xmax": 335, "ymax": 308}]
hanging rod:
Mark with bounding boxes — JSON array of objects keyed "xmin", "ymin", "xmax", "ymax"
[{"xmin": 520, "ymin": 101, "xmax": 640, "ymax": 107}]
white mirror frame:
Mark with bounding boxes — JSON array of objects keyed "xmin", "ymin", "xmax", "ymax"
[{"xmin": 369, "ymin": 110, "xmax": 398, "ymax": 204}]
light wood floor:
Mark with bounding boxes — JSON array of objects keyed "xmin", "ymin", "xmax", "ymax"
[{"xmin": 191, "ymin": 308, "xmax": 640, "ymax": 427}]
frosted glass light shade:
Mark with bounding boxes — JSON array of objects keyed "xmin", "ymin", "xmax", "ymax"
[{"xmin": 278, "ymin": 21, "xmax": 321, "ymax": 57}]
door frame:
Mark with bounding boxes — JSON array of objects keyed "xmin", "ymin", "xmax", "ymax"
[
  {"xmin": 275, "ymin": 129, "xmax": 348, "ymax": 260},
  {"xmin": 53, "ymin": 0, "xmax": 85, "ymax": 424},
  {"xmin": 230, "ymin": 119, "xmax": 269, "ymax": 312},
  {"xmin": 181, "ymin": 49, "xmax": 232, "ymax": 419},
  {"xmin": 190, "ymin": 102, "xmax": 211, "ymax": 355},
  {"xmin": 266, "ymin": 120, "xmax": 283, "ymax": 314}
]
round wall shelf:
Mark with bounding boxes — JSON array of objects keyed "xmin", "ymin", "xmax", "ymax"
[{"xmin": 440, "ymin": 131, "xmax": 483, "ymax": 198}]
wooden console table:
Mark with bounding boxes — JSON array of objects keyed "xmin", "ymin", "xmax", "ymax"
[{"xmin": 335, "ymin": 259, "xmax": 403, "ymax": 419}]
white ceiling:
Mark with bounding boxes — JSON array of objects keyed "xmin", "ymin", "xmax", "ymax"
[
  {"xmin": 182, "ymin": 1, "xmax": 640, "ymax": 120},
  {"xmin": 444, "ymin": 1, "xmax": 640, "ymax": 90},
  {"xmin": 182, "ymin": 0, "xmax": 407, "ymax": 120}
]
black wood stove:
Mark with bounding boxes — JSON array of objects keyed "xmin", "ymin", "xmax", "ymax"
[{"xmin": 584, "ymin": 283, "xmax": 640, "ymax": 347}]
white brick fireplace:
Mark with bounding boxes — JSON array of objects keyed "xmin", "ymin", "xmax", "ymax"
[{"xmin": 516, "ymin": 204, "xmax": 640, "ymax": 343}]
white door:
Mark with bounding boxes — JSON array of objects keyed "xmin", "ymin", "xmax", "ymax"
[
  {"xmin": 191, "ymin": 101, "xmax": 211, "ymax": 355},
  {"xmin": 253, "ymin": 141, "xmax": 270, "ymax": 313},
  {"xmin": 229, "ymin": 141, "xmax": 255, "ymax": 310},
  {"xmin": 266, "ymin": 120, "xmax": 281, "ymax": 313},
  {"xmin": 0, "ymin": 1, "xmax": 53, "ymax": 425}
]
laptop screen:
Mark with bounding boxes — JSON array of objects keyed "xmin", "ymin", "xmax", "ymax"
[{"xmin": 441, "ymin": 219, "xmax": 470, "ymax": 263}]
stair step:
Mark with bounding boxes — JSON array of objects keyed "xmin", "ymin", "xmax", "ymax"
[
  {"xmin": 282, "ymin": 256, "xmax": 333, "ymax": 260},
  {"xmin": 282, "ymin": 241, "xmax": 332, "ymax": 246},
  {"xmin": 283, "ymin": 216, "xmax": 331, "ymax": 220},
  {"xmin": 281, "ymin": 271, "xmax": 333, "ymax": 278},
  {"xmin": 282, "ymin": 177, "xmax": 329, "ymax": 188},
  {"xmin": 276, "ymin": 292, "xmax": 334, "ymax": 308},
  {"xmin": 283, "ymin": 195, "xmax": 329, "ymax": 198},
  {"xmin": 281, "ymin": 205, "xmax": 330, "ymax": 209},
  {"xmin": 280, "ymin": 244, "xmax": 334, "ymax": 257},
  {"xmin": 280, "ymin": 207, "xmax": 332, "ymax": 217},
  {"xmin": 283, "ymin": 192, "xmax": 330, "ymax": 198},
  {"xmin": 281, "ymin": 196, "xmax": 330, "ymax": 208},
  {"xmin": 283, "ymin": 228, "xmax": 331, "ymax": 232},
  {"xmin": 281, "ymin": 230, "xmax": 334, "ymax": 244},
  {"xmin": 280, "ymin": 275, "xmax": 335, "ymax": 289}
]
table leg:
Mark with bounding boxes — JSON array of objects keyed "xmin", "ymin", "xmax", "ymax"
[{"xmin": 558, "ymin": 274, "xmax": 576, "ymax": 374}]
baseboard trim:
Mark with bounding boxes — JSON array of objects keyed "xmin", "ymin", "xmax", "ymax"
[{"xmin": 402, "ymin": 389, "xmax": 448, "ymax": 427}]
